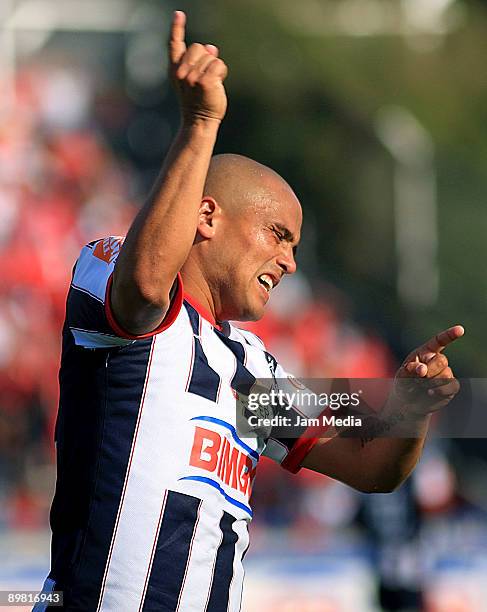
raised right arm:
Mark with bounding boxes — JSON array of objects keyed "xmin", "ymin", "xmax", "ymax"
[{"xmin": 111, "ymin": 11, "xmax": 228, "ymax": 335}]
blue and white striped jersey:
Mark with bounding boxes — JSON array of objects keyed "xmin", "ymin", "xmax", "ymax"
[{"xmin": 37, "ymin": 237, "xmax": 317, "ymax": 612}]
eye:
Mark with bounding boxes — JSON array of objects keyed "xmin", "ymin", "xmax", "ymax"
[{"xmin": 272, "ymin": 227, "xmax": 285, "ymax": 241}]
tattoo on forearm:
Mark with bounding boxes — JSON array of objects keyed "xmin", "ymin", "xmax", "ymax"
[{"xmin": 358, "ymin": 410, "xmax": 406, "ymax": 447}]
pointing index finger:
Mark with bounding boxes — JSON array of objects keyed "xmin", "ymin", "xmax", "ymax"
[
  {"xmin": 169, "ymin": 10, "xmax": 187, "ymax": 65},
  {"xmin": 422, "ymin": 325, "xmax": 465, "ymax": 354}
]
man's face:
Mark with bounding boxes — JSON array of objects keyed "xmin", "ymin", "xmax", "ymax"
[{"xmin": 212, "ymin": 182, "xmax": 302, "ymax": 322}]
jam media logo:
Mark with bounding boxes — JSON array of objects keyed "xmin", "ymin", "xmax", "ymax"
[{"xmin": 93, "ymin": 236, "xmax": 123, "ymax": 264}]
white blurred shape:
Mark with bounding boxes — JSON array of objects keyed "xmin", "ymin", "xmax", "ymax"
[
  {"xmin": 38, "ymin": 68, "xmax": 92, "ymax": 129},
  {"xmin": 267, "ymin": 270, "xmax": 312, "ymax": 319},
  {"xmin": 5, "ymin": 0, "xmax": 57, "ymax": 32},
  {"xmin": 375, "ymin": 105, "xmax": 434, "ymax": 165},
  {"xmin": 414, "ymin": 454, "xmax": 455, "ymax": 510},
  {"xmin": 15, "ymin": 30, "xmax": 52, "ymax": 57},
  {"xmin": 375, "ymin": 106, "xmax": 438, "ymax": 308},
  {"xmin": 126, "ymin": 31, "xmax": 167, "ymax": 88},
  {"xmin": 401, "ymin": 0, "xmax": 456, "ymax": 33},
  {"xmin": 303, "ymin": 480, "xmax": 359, "ymax": 528},
  {"xmin": 6, "ymin": 0, "xmax": 138, "ymax": 32},
  {"xmin": 275, "ymin": 0, "xmax": 463, "ymax": 39}
]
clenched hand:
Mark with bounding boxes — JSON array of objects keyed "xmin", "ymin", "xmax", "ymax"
[{"xmin": 169, "ymin": 11, "xmax": 228, "ymax": 124}]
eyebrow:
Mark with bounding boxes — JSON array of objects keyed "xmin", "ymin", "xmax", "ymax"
[{"xmin": 274, "ymin": 223, "xmax": 299, "ymax": 256}]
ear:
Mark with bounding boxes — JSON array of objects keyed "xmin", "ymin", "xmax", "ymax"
[{"xmin": 197, "ymin": 196, "xmax": 220, "ymax": 239}]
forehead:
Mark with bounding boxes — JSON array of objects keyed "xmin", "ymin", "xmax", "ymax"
[{"xmin": 251, "ymin": 182, "xmax": 302, "ymax": 237}]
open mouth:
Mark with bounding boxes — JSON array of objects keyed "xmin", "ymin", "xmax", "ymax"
[{"xmin": 257, "ymin": 274, "xmax": 274, "ymax": 294}]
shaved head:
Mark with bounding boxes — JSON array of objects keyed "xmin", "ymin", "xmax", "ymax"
[{"xmin": 203, "ymin": 154, "xmax": 295, "ymax": 216}]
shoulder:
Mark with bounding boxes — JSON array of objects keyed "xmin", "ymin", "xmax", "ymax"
[
  {"xmin": 71, "ymin": 236, "xmax": 126, "ymax": 303},
  {"xmin": 84, "ymin": 236, "xmax": 125, "ymax": 264},
  {"xmin": 229, "ymin": 325, "xmax": 266, "ymax": 350}
]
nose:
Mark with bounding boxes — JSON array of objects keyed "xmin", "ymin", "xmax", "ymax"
[{"xmin": 277, "ymin": 244, "xmax": 297, "ymax": 275}]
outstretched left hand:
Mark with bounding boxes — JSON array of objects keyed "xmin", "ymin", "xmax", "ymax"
[{"xmin": 394, "ymin": 325, "xmax": 465, "ymax": 416}]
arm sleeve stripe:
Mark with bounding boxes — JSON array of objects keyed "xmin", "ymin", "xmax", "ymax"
[
  {"xmin": 71, "ymin": 283, "xmax": 105, "ymax": 304},
  {"xmin": 104, "ymin": 273, "xmax": 184, "ymax": 340},
  {"xmin": 280, "ymin": 437, "xmax": 319, "ymax": 474},
  {"xmin": 280, "ymin": 407, "xmax": 334, "ymax": 474}
]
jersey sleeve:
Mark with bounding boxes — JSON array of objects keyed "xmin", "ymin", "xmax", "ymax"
[
  {"xmin": 261, "ymin": 362, "xmax": 329, "ymax": 474},
  {"xmin": 66, "ymin": 237, "xmax": 183, "ymax": 349}
]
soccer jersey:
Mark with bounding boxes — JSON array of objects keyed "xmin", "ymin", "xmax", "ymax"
[{"xmin": 37, "ymin": 237, "xmax": 317, "ymax": 612}]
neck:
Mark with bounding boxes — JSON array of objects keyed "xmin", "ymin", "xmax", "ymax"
[{"xmin": 180, "ymin": 263, "xmax": 221, "ymax": 325}]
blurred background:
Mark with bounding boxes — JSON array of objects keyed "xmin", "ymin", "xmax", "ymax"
[{"xmin": 1, "ymin": 0, "xmax": 487, "ymax": 610}]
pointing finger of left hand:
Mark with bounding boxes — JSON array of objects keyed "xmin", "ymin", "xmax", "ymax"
[{"xmin": 420, "ymin": 325, "xmax": 465, "ymax": 355}]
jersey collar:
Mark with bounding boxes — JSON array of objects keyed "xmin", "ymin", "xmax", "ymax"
[{"xmin": 183, "ymin": 293, "xmax": 223, "ymax": 331}]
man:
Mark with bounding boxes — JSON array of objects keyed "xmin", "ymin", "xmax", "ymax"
[{"xmin": 36, "ymin": 11, "xmax": 463, "ymax": 611}]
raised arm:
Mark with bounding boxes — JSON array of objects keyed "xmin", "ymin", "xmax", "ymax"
[
  {"xmin": 302, "ymin": 325, "xmax": 464, "ymax": 493},
  {"xmin": 111, "ymin": 11, "xmax": 228, "ymax": 335}
]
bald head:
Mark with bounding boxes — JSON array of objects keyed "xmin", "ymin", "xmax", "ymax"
[{"xmin": 203, "ymin": 154, "xmax": 295, "ymax": 215}]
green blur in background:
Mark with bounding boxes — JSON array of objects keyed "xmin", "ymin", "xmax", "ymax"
[{"xmin": 173, "ymin": 0, "xmax": 487, "ymax": 374}]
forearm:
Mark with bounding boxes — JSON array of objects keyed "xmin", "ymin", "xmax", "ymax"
[
  {"xmin": 302, "ymin": 407, "xmax": 431, "ymax": 493},
  {"xmin": 302, "ymin": 327, "xmax": 463, "ymax": 493},
  {"xmin": 343, "ymin": 421, "xmax": 429, "ymax": 493},
  {"xmin": 112, "ymin": 118, "xmax": 219, "ymax": 330}
]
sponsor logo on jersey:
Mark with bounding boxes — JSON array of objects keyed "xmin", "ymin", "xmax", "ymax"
[
  {"xmin": 93, "ymin": 236, "xmax": 123, "ymax": 264},
  {"xmin": 189, "ymin": 426, "xmax": 256, "ymax": 498}
]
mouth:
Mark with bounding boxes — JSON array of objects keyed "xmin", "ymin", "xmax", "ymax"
[{"xmin": 257, "ymin": 273, "xmax": 277, "ymax": 297}]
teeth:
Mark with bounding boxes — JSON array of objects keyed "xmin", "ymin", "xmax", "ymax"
[{"xmin": 258, "ymin": 274, "xmax": 273, "ymax": 292}]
